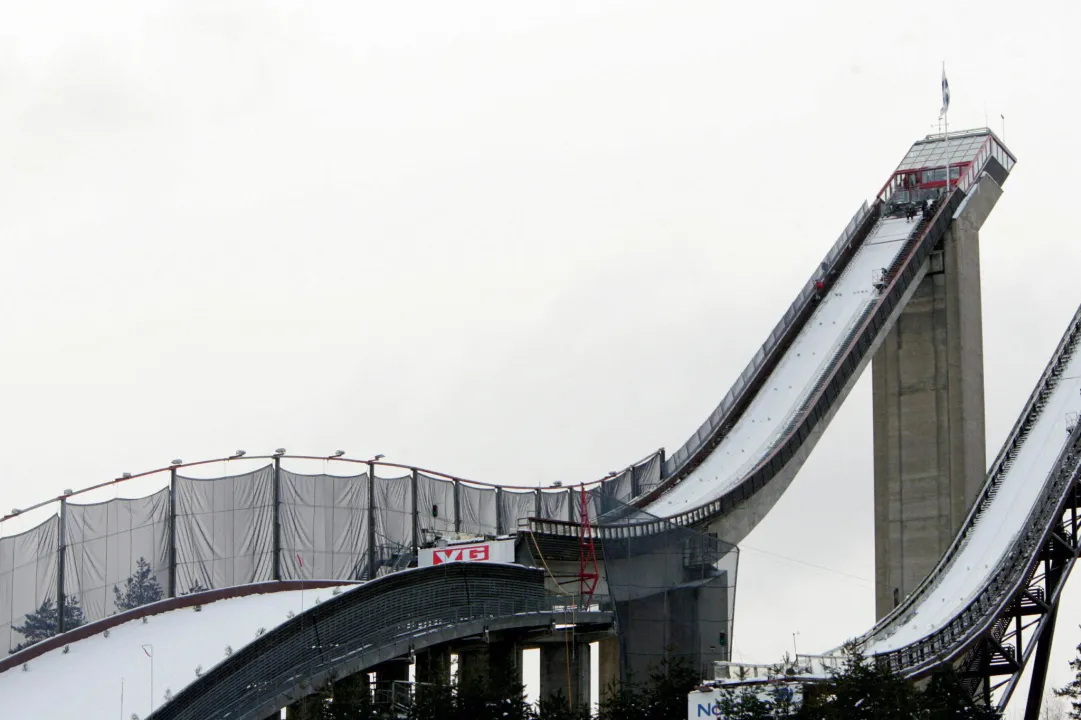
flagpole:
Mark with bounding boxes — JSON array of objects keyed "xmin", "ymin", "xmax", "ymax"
[{"xmin": 942, "ymin": 62, "xmax": 950, "ymax": 197}]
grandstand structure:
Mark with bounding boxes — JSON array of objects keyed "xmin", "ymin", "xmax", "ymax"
[{"xmin": 3, "ymin": 128, "xmax": 1070, "ymax": 720}]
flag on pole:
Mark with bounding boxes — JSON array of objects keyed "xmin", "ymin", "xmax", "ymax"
[
  {"xmin": 142, "ymin": 644, "xmax": 153, "ymax": 658},
  {"xmin": 940, "ymin": 64, "xmax": 950, "ymax": 118}
]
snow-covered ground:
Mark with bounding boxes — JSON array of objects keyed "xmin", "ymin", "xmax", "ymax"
[
  {"xmin": 0, "ymin": 586, "xmax": 348, "ymax": 719},
  {"xmin": 646, "ymin": 215, "xmax": 917, "ymax": 516}
]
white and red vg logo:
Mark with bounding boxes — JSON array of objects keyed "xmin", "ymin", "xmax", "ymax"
[{"xmin": 432, "ymin": 544, "xmax": 490, "ymax": 565}]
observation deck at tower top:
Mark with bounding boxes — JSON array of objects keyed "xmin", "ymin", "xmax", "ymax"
[{"xmin": 878, "ymin": 127, "xmax": 1015, "ymax": 205}]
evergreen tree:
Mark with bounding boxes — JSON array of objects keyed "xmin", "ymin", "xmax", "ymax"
[
  {"xmin": 534, "ymin": 690, "xmax": 589, "ymax": 720},
  {"xmin": 113, "ymin": 557, "xmax": 164, "ymax": 612},
  {"xmin": 796, "ymin": 643, "xmax": 920, "ymax": 720},
  {"xmin": 639, "ymin": 655, "xmax": 702, "ymax": 719},
  {"xmin": 408, "ymin": 680, "xmax": 454, "ymax": 720},
  {"xmin": 918, "ymin": 667, "xmax": 998, "ymax": 719},
  {"xmin": 597, "ymin": 674, "xmax": 647, "ymax": 720},
  {"xmin": 9, "ymin": 595, "xmax": 86, "ymax": 653},
  {"xmin": 713, "ymin": 685, "xmax": 777, "ymax": 720},
  {"xmin": 1057, "ymin": 634, "xmax": 1081, "ymax": 719}
]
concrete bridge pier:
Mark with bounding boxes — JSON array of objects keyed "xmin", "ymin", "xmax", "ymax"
[
  {"xmin": 457, "ymin": 638, "xmax": 523, "ymax": 689},
  {"xmin": 598, "ymin": 635, "xmax": 620, "ymax": 699},
  {"xmin": 540, "ymin": 640, "xmax": 591, "ymax": 709},
  {"xmin": 415, "ymin": 646, "xmax": 451, "ymax": 685}
]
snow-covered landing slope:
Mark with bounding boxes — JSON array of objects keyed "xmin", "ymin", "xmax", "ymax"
[
  {"xmin": 646, "ymin": 216, "xmax": 917, "ymax": 517},
  {"xmin": 0, "ymin": 587, "xmax": 348, "ymax": 720},
  {"xmin": 866, "ymin": 343, "xmax": 1081, "ymax": 653}
]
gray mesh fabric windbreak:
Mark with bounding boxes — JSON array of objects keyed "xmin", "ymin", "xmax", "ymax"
[
  {"xmin": 65, "ymin": 490, "xmax": 170, "ymax": 620},
  {"xmin": 459, "ymin": 484, "xmax": 497, "ymax": 537},
  {"xmin": 540, "ymin": 490, "xmax": 571, "ymax": 522},
  {"xmin": 598, "ymin": 470, "xmax": 635, "ymax": 520},
  {"xmin": 279, "ymin": 470, "xmax": 369, "ymax": 581},
  {"xmin": 416, "ymin": 473, "xmax": 455, "ymax": 539},
  {"xmin": 571, "ymin": 487, "xmax": 601, "ymax": 524},
  {"xmin": 373, "ymin": 475, "xmax": 413, "ymax": 569},
  {"xmin": 633, "ymin": 452, "xmax": 662, "ymax": 495},
  {"xmin": 499, "ymin": 489, "xmax": 537, "ymax": 533},
  {"xmin": 175, "ymin": 467, "xmax": 274, "ymax": 590},
  {"xmin": 0, "ymin": 517, "xmax": 59, "ymax": 653}
]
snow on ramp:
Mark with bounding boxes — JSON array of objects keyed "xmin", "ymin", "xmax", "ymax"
[
  {"xmin": 0, "ymin": 587, "xmax": 349, "ymax": 720},
  {"xmin": 646, "ymin": 216, "xmax": 917, "ymax": 517}
]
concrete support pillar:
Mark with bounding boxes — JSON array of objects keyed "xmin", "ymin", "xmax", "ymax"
[
  {"xmin": 540, "ymin": 641, "xmax": 591, "ymax": 709},
  {"xmin": 457, "ymin": 640, "xmax": 522, "ymax": 688},
  {"xmin": 598, "ymin": 636, "xmax": 620, "ymax": 699},
  {"xmin": 872, "ymin": 177, "xmax": 1003, "ymax": 619},
  {"xmin": 456, "ymin": 645, "xmax": 489, "ymax": 689},
  {"xmin": 490, "ymin": 639, "xmax": 523, "ymax": 687},
  {"xmin": 416, "ymin": 646, "xmax": 451, "ymax": 685}
]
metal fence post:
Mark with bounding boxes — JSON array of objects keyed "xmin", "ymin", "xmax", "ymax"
[
  {"xmin": 272, "ymin": 456, "xmax": 282, "ymax": 582},
  {"xmin": 495, "ymin": 487, "xmax": 504, "ymax": 535},
  {"xmin": 534, "ymin": 489, "xmax": 541, "ymax": 522},
  {"xmin": 410, "ymin": 468, "xmax": 419, "ymax": 558},
  {"xmin": 453, "ymin": 480, "xmax": 461, "ymax": 534},
  {"xmin": 368, "ymin": 462, "xmax": 377, "ymax": 580},
  {"xmin": 169, "ymin": 468, "xmax": 178, "ymax": 598},
  {"xmin": 57, "ymin": 498, "xmax": 67, "ymax": 633}
]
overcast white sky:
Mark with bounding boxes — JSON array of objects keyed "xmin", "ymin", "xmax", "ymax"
[{"xmin": 2, "ymin": 0, "xmax": 1080, "ymax": 714}]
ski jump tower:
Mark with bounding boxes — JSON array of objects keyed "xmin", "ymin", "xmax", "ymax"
[{"xmin": 872, "ymin": 130, "xmax": 1008, "ymax": 619}]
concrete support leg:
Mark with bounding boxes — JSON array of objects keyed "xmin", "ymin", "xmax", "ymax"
[
  {"xmin": 416, "ymin": 646, "xmax": 451, "ymax": 685},
  {"xmin": 457, "ymin": 640, "xmax": 522, "ymax": 687},
  {"xmin": 490, "ymin": 639, "xmax": 523, "ymax": 688},
  {"xmin": 456, "ymin": 645, "xmax": 490, "ymax": 689},
  {"xmin": 598, "ymin": 636, "xmax": 620, "ymax": 699},
  {"xmin": 872, "ymin": 175, "xmax": 1002, "ymax": 620},
  {"xmin": 540, "ymin": 641, "xmax": 591, "ymax": 710}
]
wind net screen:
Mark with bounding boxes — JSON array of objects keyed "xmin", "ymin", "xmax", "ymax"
[
  {"xmin": 598, "ymin": 470, "xmax": 635, "ymax": 521},
  {"xmin": 416, "ymin": 473, "xmax": 455, "ymax": 541},
  {"xmin": 175, "ymin": 466, "xmax": 274, "ymax": 590},
  {"xmin": 633, "ymin": 452, "xmax": 663, "ymax": 495},
  {"xmin": 499, "ymin": 489, "xmax": 537, "ymax": 533},
  {"xmin": 0, "ymin": 517, "xmax": 58, "ymax": 654},
  {"xmin": 598, "ymin": 501, "xmax": 738, "ymax": 683},
  {"xmin": 64, "ymin": 490, "xmax": 170, "ymax": 621},
  {"xmin": 459, "ymin": 484, "xmax": 497, "ymax": 537},
  {"xmin": 279, "ymin": 470, "xmax": 369, "ymax": 581},
  {"xmin": 540, "ymin": 489, "xmax": 571, "ymax": 522},
  {"xmin": 373, "ymin": 475, "xmax": 413, "ymax": 576},
  {"xmin": 571, "ymin": 487, "xmax": 601, "ymax": 524}
]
